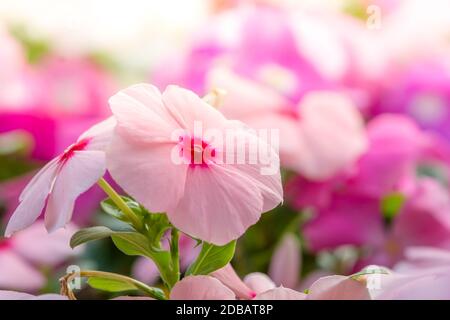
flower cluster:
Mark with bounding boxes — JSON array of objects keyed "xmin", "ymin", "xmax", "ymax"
[{"xmin": 1, "ymin": 0, "xmax": 450, "ymax": 300}]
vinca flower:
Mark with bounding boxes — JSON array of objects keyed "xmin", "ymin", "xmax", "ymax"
[{"xmin": 107, "ymin": 84, "xmax": 283, "ymax": 245}]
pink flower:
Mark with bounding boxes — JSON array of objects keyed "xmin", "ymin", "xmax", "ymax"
[
  {"xmin": 170, "ymin": 275, "xmax": 235, "ymax": 300},
  {"xmin": 209, "ymin": 262, "xmax": 369, "ymax": 300},
  {"xmin": 0, "ymin": 221, "xmax": 81, "ymax": 291},
  {"xmin": 5, "ymin": 118, "xmax": 115, "ymax": 236},
  {"xmin": 208, "ymin": 68, "xmax": 367, "ymax": 180},
  {"xmin": 107, "ymin": 84, "xmax": 283, "ymax": 245}
]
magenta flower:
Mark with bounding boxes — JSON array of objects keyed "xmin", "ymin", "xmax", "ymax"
[
  {"xmin": 5, "ymin": 118, "xmax": 115, "ymax": 236},
  {"xmin": 107, "ymin": 84, "xmax": 282, "ymax": 245}
]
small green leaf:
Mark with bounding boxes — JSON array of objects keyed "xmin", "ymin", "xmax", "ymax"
[
  {"xmin": 110, "ymin": 232, "xmax": 176, "ymax": 288},
  {"xmin": 86, "ymin": 274, "xmax": 166, "ymax": 299},
  {"xmin": 70, "ymin": 226, "xmax": 114, "ymax": 249},
  {"xmin": 186, "ymin": 240, "xmax": 236, "ymax": 276},
  {"xmin": 87, "ymin": 277, "xmax": 137, "ymax": 293},
  {"xmin": 110, "ymin": 232, "xmax": 155, "ymax": 257}
]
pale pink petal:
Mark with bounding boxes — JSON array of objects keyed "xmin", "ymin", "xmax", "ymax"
[
  {"xmin": 170, "ymin": 275, "xmax": 235, "ymax": 300},
  {"xmin": 297, "ymin": 270, "xmax": 332, "ymax": 292},
  {"xmin": 0, "ymin": 251, "xmax": 45, "ymax": 291},
  {"xmin": 162, "ymin": 85, "xmax": 227, "ymax": 131},
  {"xmin": 207, "ymin": 68, "xmax": 304, "ymax": 174},
  {"xmin": 107, "ymin": 136, "xmax": 187, "ymax": 213},
  {"xmin": 255, "ymin": 287, "xmax": 306, "ymax": 300},
  {"xmin": 217, "ymin": 127, "xmax": 283, "ymax": 213},
  {"xmin": 11, "ymin": 221, "xmax": 81, "ymax": 266},
  {"xmin": 206, "ymin": 67, "xmax": 290, "ymax": 119},
  {"xmin": 45, "ymin": 150, "xmax": 106, "ymax": 232},
  {"xmin": 307, "ymin": 275, "xmax": 371, "ymax": 300},
  {"xmin": 80, "ymin": 116, "xmax": 116, "ymax": 151},
  {"xmin": 212, "ymin": 264, "xmax": 256, "ymax": 299},
  {"xmin": 243, "ymin": 273, "xmax": 276, "ymax": 294},
  {"xmin": 109, "ymin": 83, "xmax": 178, "ymax": 143},
  {"xmin": 296, "ymin": 92, "xmax": 368, "ymax": 180},
  {"xmin": 169, "ymin": 164, "xmax": 263, "ymax": 245},
  {"xmin": 5, "ymin": 159, "xmax": 58, "ymax": 237},
  {"xmin": 269, "ymin": 233, "xmax": 301, "ymax": 289}
]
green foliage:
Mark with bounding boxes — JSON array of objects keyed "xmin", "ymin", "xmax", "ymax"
[{"xmin": 186, "ymin": 240, "xmax": 236, "ymax": 276}]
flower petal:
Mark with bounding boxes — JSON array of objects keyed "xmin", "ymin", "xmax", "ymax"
[
  {"xmin": 255, "ymin": 287, "xmax": 306, "ymax": 300},
  {"xmin": 0, "ymin": 251, "xmax": 45, "ymax": 291},
  {"xmin": 45, "ymin": 150, "xmax": 106, "ymax": 232},
  {"xmin": 170, "ymin": 275, "xmax": 235, "ymax": 300},
  {"xmin": 109, "ymin": 83, "xmax": 178, "ymax": 143},
  {"xmin": 107, "ymin": 135, "xmax": 187, "ymax": 213},
  {"xmin": 212, "ymin": 264, "xmax": 256, "ymax": 299},
  {"xmin": 269, "ymin": 233, "xmax": 301, "ymax": 289},
  {"xmin": 243, "ymin": 273, "xmax": 276, "ymax": 294},
  {"xmin": 5, "ymin": 159, "xmax": 58, "ymax": 237},
  {"xmin": 162, "ymin": 85, "xmax": 227, "ymax": 131},
  {"xmin": 169, "ymin": 164, "xmax": 263, "ymax": 245},
  {"xmin": 307, "ymin": 275, "xmax": 371, "ymax": 300}
]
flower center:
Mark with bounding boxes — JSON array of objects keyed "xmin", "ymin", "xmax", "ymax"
[
  {"xmin": 0, "ymin": 238, "xmax": 12, "ymax": 251},
  {"xmin": 59, "ymin": 137, "xmax": 91, "ymax": 164},
  {"xmin": 179, "ymin": 135, "xmax": 216, "ymax": 168}
]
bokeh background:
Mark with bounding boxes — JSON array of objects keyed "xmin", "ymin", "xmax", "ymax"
[{"xmin": 1, "ymin": 0, "xmax": 450, "ymax": 297}]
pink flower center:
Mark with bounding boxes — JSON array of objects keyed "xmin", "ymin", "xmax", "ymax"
[
  {"xmin": 59, "ymin": 137, "xmax": 91, "ymax": 164},
  {"xmin": 179, "ymin": 135, "xmax": 216, "ymax": 168},
  {"xmin": 0, "ymin": 238, "xmax": 12, "ymax": 251}
]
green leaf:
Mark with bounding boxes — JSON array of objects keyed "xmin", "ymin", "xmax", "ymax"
[
  {"xmin": 87, "ymin": 277, "xmax": 137, "ymax": 292},
  {"xmin": 110, "ymin": 232, "xmax": 155, "ymax": 257},
  {"xmin": 111, "ymin": 232, "xmax": 176, "ymax": 288},
  {"xmin": 186, "ymin": 240, "xmax": 236, "ymax": 276},
  {"xmin": 86, "ymin": 274, "xmax": 166, "ymax": 299},
  {"xmin": 70, "ymin": 226, "xmax": 114, "ymax": 249}
]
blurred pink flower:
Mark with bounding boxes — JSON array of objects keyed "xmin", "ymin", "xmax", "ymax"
[
  {"xmin": 107, "ymin": 84, "xmax": 282, "ymax": 245},
  {"xmin": 0, "ymin": 221, "xmax": 80, "ymax": 291},
  {"xmin": 375, "ymin": 247, "xmax": 450, "ymax": 299},
  {"xmin": 5, "ymin": 118, "xmax": 114, "ymax": 236},
  {"xmin": 0, "ymin": 56, "xmax": 116, "ymax": 161},
  {"xmin": 208, "ymin": 68, "xmax": 367, "ymax": 180},
  {"xmin": 373, "ymin": 57, "xmax": 450, "ymax": 142}
]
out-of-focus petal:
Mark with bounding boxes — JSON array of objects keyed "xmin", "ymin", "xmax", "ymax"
[{"xmin": 269, "ymin": 233, "xmax": 301, "ymax": 289}]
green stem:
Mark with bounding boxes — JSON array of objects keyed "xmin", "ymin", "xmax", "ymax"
[
  {"xmin": 170, "ymin": 228, "xmax": 180, "ymax": 283},
  {"xmin": 97, "ymin": 178, "xmax": 143, "ymax": 231}
]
